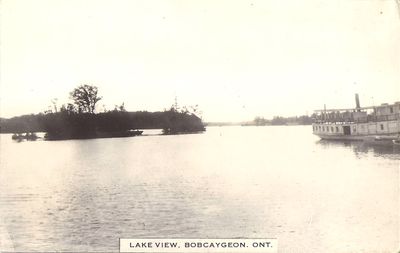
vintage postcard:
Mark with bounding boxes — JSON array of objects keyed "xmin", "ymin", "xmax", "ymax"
[{"xmin": 0, "ymin": 1, "xmax": 399, "ymax": 253}]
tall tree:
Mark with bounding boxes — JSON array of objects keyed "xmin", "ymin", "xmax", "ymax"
[{"xmin": 70, "ymin": 84, "xmax": 102, "ymax": 113}]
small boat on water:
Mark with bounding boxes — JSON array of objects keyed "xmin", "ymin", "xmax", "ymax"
[
  {"xmin": 312, "ymin": 94, "xmax": 400, "ymax": 143},
  {"xmin": 128, "ymin": 129, "xmax": 144, "ymax": 136},
  {"xmin": 11, "ymin": 132, "xmax": 38, "ymax": 141},
  {"xmin": 362, "ymin": 136, "xmax": 395, "ymax": 146}
]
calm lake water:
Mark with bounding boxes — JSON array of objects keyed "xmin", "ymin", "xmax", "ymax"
[{"xmin": 0, "ymin": 126, "xmax": 399, "ymax": 253}]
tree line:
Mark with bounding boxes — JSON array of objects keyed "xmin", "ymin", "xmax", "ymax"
[
  {"xmin": 251, "ymin": 115, "xmax": 314, "ymax": 126},
  {"xmin": 0, "ymin": 85, "xmax": 205, "ymax": 139}
]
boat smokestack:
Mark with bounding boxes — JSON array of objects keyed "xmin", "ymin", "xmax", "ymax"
[{"xmin": 355, "ymin": 93, "xmax": 361, "ymax": 111}]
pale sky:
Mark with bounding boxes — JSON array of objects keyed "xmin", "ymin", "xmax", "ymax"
[{"xmin": 1, "ymin": 0, "xmax": 399, "ymax": 122}]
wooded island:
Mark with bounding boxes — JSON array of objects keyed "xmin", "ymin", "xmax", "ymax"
[{"xmin": 1, "ymin": 85, "xmax": 206, "ymax": 140}]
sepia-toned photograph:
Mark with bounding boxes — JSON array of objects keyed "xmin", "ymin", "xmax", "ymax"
[{"xmin": 0, "ymin": 1, "xmax": 399, "ymax": 252}]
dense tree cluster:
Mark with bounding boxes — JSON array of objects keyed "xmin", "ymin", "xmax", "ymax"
[
  {"xmin": 0, "ymin": 85, "xmax": 205, "ymax": 139},
  {"xmin": 0, "ymin": 110, "xmax": 205, "ymax": 139}
]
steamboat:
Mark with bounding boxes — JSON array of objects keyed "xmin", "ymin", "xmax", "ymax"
[{"xmin": 312, "ymin": 94, "xmax": 400, "ymax": 141}]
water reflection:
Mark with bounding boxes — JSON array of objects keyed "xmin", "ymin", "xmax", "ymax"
[{"xmin": 316, "ymin": 139, "xmax": 400, "ymax": 159}]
